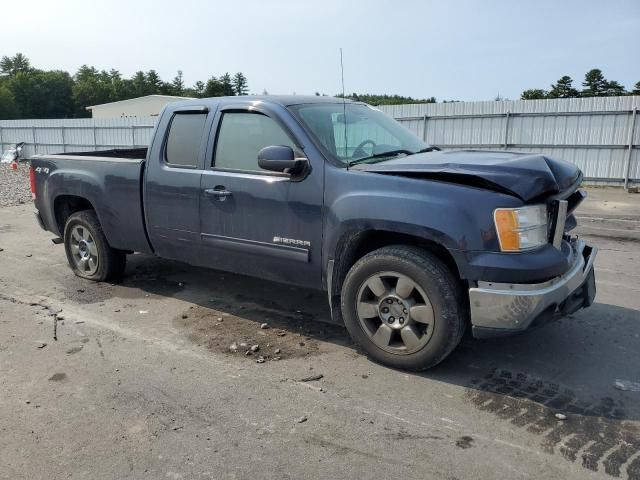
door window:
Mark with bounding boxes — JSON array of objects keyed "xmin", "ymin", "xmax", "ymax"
[
  {"xmin": 214, "ymin": 112, "xmax": 295, "ymax": 172},
  {"xmin": 165, "ymin": 113, "xmax": 207, "ymax": 167}
]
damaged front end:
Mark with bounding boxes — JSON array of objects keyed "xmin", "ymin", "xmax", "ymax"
[
  {"xmin": 357, "ymin": 149, "xmax": 597, "ymax": 337},
  {"xmin": 469, "ymin": 238, "xmax": 597, "ymax": 338}
]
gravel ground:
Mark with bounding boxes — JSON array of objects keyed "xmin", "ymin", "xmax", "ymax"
[{"xmin": 0, "ymin": 162, "xmax": 31, "ymax": 207}]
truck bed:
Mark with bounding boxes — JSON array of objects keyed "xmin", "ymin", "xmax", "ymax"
[
  {"xmin": 53, "ymin": 148, "xmax": 148, "ymax": 160},
  {"xmin": 30, "ymin": 150, "xmax": 152, "ymax": 254}
]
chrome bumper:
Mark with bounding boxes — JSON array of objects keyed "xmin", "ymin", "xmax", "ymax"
[{"xmin": 469, "ymin": 240, "xmax": 597, "ymax": 336}]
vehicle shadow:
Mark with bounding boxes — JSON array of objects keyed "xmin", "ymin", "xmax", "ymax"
[{"xmin": 113, "ymin": 253, "xmax": 640, "ymax": 426}]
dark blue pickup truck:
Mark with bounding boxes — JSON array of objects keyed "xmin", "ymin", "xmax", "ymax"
[{"xmin": 30, "ymin": 95, "xmax": 597, "ymax": 370}]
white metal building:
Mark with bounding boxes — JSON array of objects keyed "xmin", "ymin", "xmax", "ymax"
[{"xmin": 86, "ymin": 95, "xmax": 193, "ymax": 119}]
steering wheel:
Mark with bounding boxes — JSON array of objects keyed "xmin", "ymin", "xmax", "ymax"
[{"xmin": 352, "ymin": 139, "xmax": 377, "ymax": 158}]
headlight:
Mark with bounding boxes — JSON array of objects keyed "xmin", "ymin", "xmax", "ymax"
[{"xmin": 494, "ymin": 205, "xmax": 548, "ymax": 252}]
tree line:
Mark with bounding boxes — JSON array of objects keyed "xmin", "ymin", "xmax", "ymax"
[
  {"xmin": 334, "ymin": 93, "xmax": 437, "ymax": 105},
  {"xmin": 521, "ymin": 69, "xmax": 640, "ymax": 100},
  {"xmin": 0, "ymin": 53, "xmax": 249, "ymax": 119}
]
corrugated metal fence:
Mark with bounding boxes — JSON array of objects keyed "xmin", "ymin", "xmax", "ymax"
[
  {"xmin": 0, "ymin": 117, "xmax": 157, "ymax": 158},
  {"xmin": 379, "ymin": 96, "xmax": 640, "ymax": 187},
  {"xmin": 1, "ymin": 95, "xmax": 639, "ymax": 186}
]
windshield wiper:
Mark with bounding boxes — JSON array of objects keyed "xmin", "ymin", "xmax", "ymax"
[
  {"xmin": 347, "ymin": 149, "xmax": 414, "ymax": 167},
  {"xmin": 415, "ymin": 146, "xmax": 440, "ymax": 153}
]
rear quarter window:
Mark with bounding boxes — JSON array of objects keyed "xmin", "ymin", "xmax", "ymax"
[{"xmin": 165, "ymin": 113, "xmax": 207, "ymax": 167}]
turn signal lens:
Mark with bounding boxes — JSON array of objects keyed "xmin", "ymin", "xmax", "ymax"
[{"xmin": 494, "ymin": 205, "xmax": 548, "ymax": 252}]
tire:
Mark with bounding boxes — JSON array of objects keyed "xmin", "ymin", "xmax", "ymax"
[
  {"xmin": 340, "ymin": 245, "xmax": 466, "ymax": 371},
  {"xmin": 63, "ymin": 210, "xmax": 126, "ymax": 282}
]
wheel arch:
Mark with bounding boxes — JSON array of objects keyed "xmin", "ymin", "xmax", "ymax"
[
  {"xmin": 54, "ymin": 195, "xmax": 97, "ymax": 237},
  {"xmin": 327, "ymin": 229, "xmax": 465, "ymax": 324}
]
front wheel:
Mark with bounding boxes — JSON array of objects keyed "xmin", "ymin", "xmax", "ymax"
[
  {"xmin": 340, "ymin": 245, "xmax": 466, "ymax": 371},
  {"xmin": 63, "ymin": 210, "xmax": 126, "ymax": 282}
]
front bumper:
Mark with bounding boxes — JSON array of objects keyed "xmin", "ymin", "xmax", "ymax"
[{"xmin": 469, "ymin": 239, "xmax": 597, "ymax": 339}]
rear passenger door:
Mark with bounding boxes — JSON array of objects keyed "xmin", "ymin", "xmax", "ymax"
[
  {"xmin": 199, "ymin": 105, "xmax": 324, "ymax": 288},
  {"xmin": 144, "ymin": 106, "xmax": 212, "ymax": 263}
]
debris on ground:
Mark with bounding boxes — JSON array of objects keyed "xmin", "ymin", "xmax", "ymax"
[
  {"xmin": 139, "ymin": 310, "xmax": 148, "ymax": 314},
  {"xmin": 0, "ymin": 162, "xmax": 32, "ymax": 207},
  {"xmin": 250, "ymin": 344, "xmax": 260, "ymax": 352},
  {"xmin": 229, "ymin": 343, "xmax": 238, "ymax": 352},
  {"xmin": 614, "ymin": 379, "xmax": 640, "ymax": 392},
  {"xmin": 34, "ymin": 341, "xmax": 47, "ymax": 349},
  {"xmin": 299, "ymin": 374, "xmax": 323, "ymax": 382},
  {"xmin": 256, "ymin": 356, "xmax": 265, "ymax": 364},
  {"xmin": 274, "ymin": 348, "xmax": 281, "ymax": 354},
  {"xmin": 554, "ymin": 413, "xmax": 567, "ymax": 420},
  {"xmin": 260, "ymin": 322, "xmax": 269, "ymax": 329},
  {"xmin": 296, "ymin": 416, "xmax": 308, "ymax": 424}
]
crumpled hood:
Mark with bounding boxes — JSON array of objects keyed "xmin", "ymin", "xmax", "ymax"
[{"xmin": 353, "ymin": 150, "xmax": 582, "ymax": 202}]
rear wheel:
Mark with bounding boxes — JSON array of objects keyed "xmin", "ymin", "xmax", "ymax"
[
  {"xmin": 63, "ymin": 210, "xmax": 126, "ymax": 282},
  {"xmin": 341, "ymin": 245, "xmax": 466, "ymax": 370}
]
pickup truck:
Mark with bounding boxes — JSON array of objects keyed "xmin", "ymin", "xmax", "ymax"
[{"xmin": 30, "ymin": 95, "xmax": 597, "ymax": 370}]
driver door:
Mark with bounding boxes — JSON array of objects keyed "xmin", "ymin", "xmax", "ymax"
[{"xmin": 198, "ymin": 107, "xmax": 324, "ymax": 288}]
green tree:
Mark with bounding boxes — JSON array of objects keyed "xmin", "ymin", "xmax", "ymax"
[
  {"xmin": 169, "ymin": 70, "xmax": 185, "ymax": 96},
  {"xmin": 219, "ymin": 73, "xmax": 235, "ymax": 96},
  {"xmin": 0, "ymin": 53, "xmax": 31, "ymax": 77},
  {"xmin": 72, "ymin": 65, "xmax": 112, "ymax": 116},
  {"xmin": 145, "ymin": 70, "xmax": 163, "ymax": 94},
  {"xmin": 603, "ymin": 80, "xmax": 626, "ymax": 96},
  {"xmin": 548, "ymin": 76, "xmax": 579, "ymax": 98},
  {"xmin": 130, "ymin": 71, "xmax": 149, "ymax": 97},
  {"xmin": 232, "ymin": 72, "xmax": 248, "ymax": 95},
  {"xmin": 192, "ymin": 80, "xmax": 205, "ymax": 97},
  {"xmin": 581, "ymin": 69, "xmax": 608, "ymax": 97},
  {"xmin": 203, "ymin": 76, "xmax": 224, "ymax": 97},
  {"xmin": 109, "ymin": 69, "xmax": 134, "ymax": 101},
  {"xmin": 12, "ymin": 70, "xmax": 74, "ymax": 118},
  {"xmin": 336, "ymin": 93, "xmax": 435, "ymax": 105},
  {"xmin": 0, "ymin": 83, "xmax": 17, "ymax": 119},
  {"xmin": 632, "ymin": 81, "xmax": 640, "ymax": 95},
  {"xmin": 521, "ymin": 89, "xmax": 548, "ymax": 100}
]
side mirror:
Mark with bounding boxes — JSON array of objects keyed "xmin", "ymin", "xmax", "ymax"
[{"xmin": 258, "ymin": 145, "xmax": 307, "ymax": 174}]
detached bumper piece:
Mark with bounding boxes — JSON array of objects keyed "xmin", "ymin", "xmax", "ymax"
[{"xmin": 470, "ymin": 239, "xmax": 597, "ymax": 339}]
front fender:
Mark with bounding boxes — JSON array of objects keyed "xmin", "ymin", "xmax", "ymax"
[{"xmin": 322, "ymin": 166, "xmax": 523, "ymax": 284}]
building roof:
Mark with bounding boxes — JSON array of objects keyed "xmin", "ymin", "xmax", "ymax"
[{"xmin": 86, "ymin": 95, "xmax": 194, "ymax": 110}]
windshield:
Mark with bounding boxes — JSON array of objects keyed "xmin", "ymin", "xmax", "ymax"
[{"xmin": 289, "ymin": 103, "xmax": 431, "ymax": 166}]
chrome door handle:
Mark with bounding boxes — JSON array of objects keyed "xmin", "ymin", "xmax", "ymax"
[{"xmin": 204, "ymin": 187, "xmax": 233, "ymax": 200}]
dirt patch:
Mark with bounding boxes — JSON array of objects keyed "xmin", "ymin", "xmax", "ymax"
[
  {"xmin": 175, "ymin": 303, "xmax": 348, "ymax": 362},
  {"xmin": 455, "ymin": 436, "xmax": 474, "ymax": 449}
]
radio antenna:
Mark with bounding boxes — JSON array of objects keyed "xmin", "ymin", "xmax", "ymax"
[{"xmin": 340, "ymin": 48, "xmax": 349, "ymax": 170}]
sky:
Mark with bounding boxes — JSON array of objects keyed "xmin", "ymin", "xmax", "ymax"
[{"xmin": 2, "ymin": 0, "xmax": 639, "ymax": 101}]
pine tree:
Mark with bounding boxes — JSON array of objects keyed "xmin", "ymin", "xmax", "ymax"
[
  {"xmin": 203, "ymin": 76, "xmax": 224, "ymax": 97},
  {"xmin": 145, "ymin": 70, "xmax": 163, "ymax": 94},
  {"xmin": 603, "ymin": 80, "xmax": 626, "ymax": 96},
  {"xmin": 633, "ymin": 81, "xmax": 640, "ymax": 95},
  {"xmin": 220, "ymin": 73, "xmax": 235, "ymax": 96},
  {"xmin": 548, "ymin": 76, "xmax": 579, "ymax": 98},
  {"xmin": 232, "ymin": 72, "xmax": 248, "ymax": 95},
  {"xmin": 193, "ymin": 81, "xmax": 205, "ymax": 97},
  {"xmin": 0, "ymin": 53, "xmax": 31, "ymax": 76},
  {"xmin": 582, "ymin": 69, "xmax": 608, "ymax": 97},
  {"xmin": 170, "ymin": 70, "xmax": 185, "ymax": 96}
]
